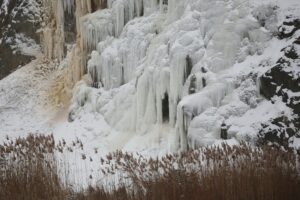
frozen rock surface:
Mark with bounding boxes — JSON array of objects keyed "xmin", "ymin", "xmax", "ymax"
[{"xmin": 259, "ymin": 17, "xmax": 300, "ymax": 148}]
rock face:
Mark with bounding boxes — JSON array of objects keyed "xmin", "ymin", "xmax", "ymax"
[
  {"xmin": 258, "ymin": 115, "xmax": 299, "ymax": 149},
  {"xmin": 0, "ymin": 0, "xmax": 42, "ymax": 79},
  {"xmin": 260, "ymin": 19, "xmax": 300, "ymax": 113},
  {"xmin": 259, "ymin": 18, "xmax": 300, "ymax": 148},
  {"xmin": 278, "ymin": 18, "xmax": 300, "ymax": 39},
  {"xmin": 260, "ymin": 44, "xmax": 300, "ymax": 112}
]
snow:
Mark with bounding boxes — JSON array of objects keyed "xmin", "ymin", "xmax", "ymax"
[
  {"xmin": 1, "ymin": 0, "xmax": 300, "ymax": 187},
  {"xmin": 291, "ymin": 137, "xmax": 300, "ymax": 149},
  {"xmin": 10, "ymin": 33, "xmax": 41, "ymax": 56},
  {"xmin": 0, "ymin": 0, "xmax": 9, "ymax": 15},
  {"xmin": 0, "ymin": 57, "xmax": 54, "ymax": 141},
  {"xmin": 227, "ymin": 99, "xmax": 295, "ymax": 141}
]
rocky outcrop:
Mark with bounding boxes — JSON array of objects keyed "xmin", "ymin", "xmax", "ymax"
[
  {"xmin": 0, "ymin": 0, "xmax": 42, "ymax": 79},
  {"xmin": 259, "ymin": 18, "xmax": 300, "ymax": 148},
  {"xmin": 260, "ymin": 38, "xmax": 300, "ymax": 113},
  {"xmin": 258, "ymin": 116, "xmax": 299, "ymax": 149},
  {"xmin": 278, "ymin": 18, "xmax": 300, "ymax": 39}
]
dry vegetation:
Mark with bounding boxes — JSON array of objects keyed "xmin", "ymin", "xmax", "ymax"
[
  {"xmin": 1, "ymin": 134, "xmax": 300, "ymax": 200},
  {"xmin": 0, "ymin": 134, "xmax": 67, "ymax": 200}
]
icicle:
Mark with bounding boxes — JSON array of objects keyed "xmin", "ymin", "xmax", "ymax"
[
  {"xmin": 169, "ymin": 53, "xmax": 188, "ymax": 126},
  {"xmin": 144, "ymin": 75, "xmax": 157, "ymax": 125},
  {"xmin": 43, "ymin": 25, "xmax": 54, "ymax": 59},
  {"xmin": 42, "ymin": 0, "xmax": 65, "ymax": 61},
  {"xmin": 75, "ymin": 0, "xmax": 92, "ymax": 34},
  {"xmin": 134, "ymin": 0, "xmax": 144, "ymax": 16},
  {"xmin": 80, "ymin": 9, "xmax": 114, "ymax": 51},
  {"xmin": 87, "ymin": 14, "xmax": 157, "ymax": 89},
  {"xmin": 166, "ymin": 0, "xmax": 184, "ymax": 22},
  {"xmin": 63, "ymin": 0, "xmax": 75, "ymax": 14},
  {"xmin": 87, "ymin": 51, "xmax": 101, "ymax": 84},
  {"xmin": 111, "ymin": 0, "xmax": 145, "ymax": 37},
  {"xmin": 112, "ymin": 1, "xmax": 125, "ymax": 37},
  {"xmin": 55, "ymin": 0, "xmax": 65, "ymax": 61}
]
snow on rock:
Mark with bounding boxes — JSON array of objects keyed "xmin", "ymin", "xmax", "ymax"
[
  {"xmin": 0, "ymin": 57, "xmax": 56, "ymax": 141},
  {"xmin": 11, "ymin": 33, "xmax": 41, "ymax": 56},
  {"xmin": 0, "ymin": 0, "xmax": 42, "ymax": 79}
]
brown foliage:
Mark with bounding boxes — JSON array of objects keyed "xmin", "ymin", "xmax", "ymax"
[
  {"xmin": 0, "ymin": 134, "xmax": 67, "ymax": 200},
  {"xmin": 0, "ymin": 135, "xmax": 299, "ymax": 200},
  {"xmin": 91, "ymin": 143, "xmax": 300, "ymax": 200}
]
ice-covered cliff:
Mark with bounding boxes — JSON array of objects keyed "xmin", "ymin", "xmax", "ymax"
[
  {"xmin": 65, "ymin": 0, "xmax": 300, "ymax": 151},
  {"xmin": 1, "ymin": 0, "xmax": 300, "ymax": 155}
]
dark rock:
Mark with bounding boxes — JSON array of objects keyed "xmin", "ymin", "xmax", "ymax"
[
  {"xmin": 68, "ymin": 111, "xmax": 75, "ymax": 122},
  {"xmin": 257, "ymin": 116, "xmax": 299, "ymax": 149},
  {"xmin": 91, "ymin": 0, "xmax": 108, "ymax": 11},
  {"xmin": 283, "ymin": 46, "xmax": 298, "ymax": 59},
  {"xmin": 260, "ymin": 41, "xmax": 300, "ymax": 114},
  {"xmin": 162, "ymin": 93, "xmax": 169, "ymax": 122},
  {"xmin": 278, "ymin": 19, "xmax": 300, "ymax": 39},
  {"xmin": 201, "ymin": 67, "xmax": 207, "ymax": 73},
  {"xmin": 0, "ymin": 45, "xmax": 35, "ymax": 79},
  {"xmin": 0, "ymin": 0, "xmax": 42, "ymax": 79},
  {"xmin": 183, "ymin": 55, "xmax": 193, "ymax": 84},
  {"xmin": 221, "ymin": 122, "xmax": 228, "ymax": 140},
  {"xmin": 294, "ymin": 37, "xmax": 300, "ymax": 45},
  {"xmin": 188, "ymin": 74, "xmax": 197, "ymax": 94},
  {"xmin": 202, "ymin": 77, "xmax": 206, "ymax": 88},
  {"xmin": 259, "ymin": 19, "xmax": 300, "ymax": 149},
  {"xmin": 64, "ymin": 9, "xmax": 76, "ymax": 44}
]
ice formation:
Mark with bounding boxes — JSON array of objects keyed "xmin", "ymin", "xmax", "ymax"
[
  {"xmin": 2, "ymin": 0, "xmax": 299, "ymax": 154},
  {"xmin": 57, "ymin": 0, "xmax": 287, "ymax": 151},
  {"xmin": 41, "ymin": 0, "xmax": 168, "ymax": 95},
  {"xmin": 42, "ymin": 0, "xmax": 65, "ymax": 61}
]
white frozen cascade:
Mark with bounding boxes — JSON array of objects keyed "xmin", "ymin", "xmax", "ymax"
[
  {"xmin": 46, "ymin": 0, "xmax": 298, "ymax": 152},
  {"xmin": 80, "ymin": 0, "xmax": 166, "ymax": 51},
  {"xmin": 66, "ymin": 0, "xmax": 296, "ymax": 149}
]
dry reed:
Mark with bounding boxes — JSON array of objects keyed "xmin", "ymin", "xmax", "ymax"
[{"xmin": 1, "ymin": 135, "xmax": 299, "ymax": 200}]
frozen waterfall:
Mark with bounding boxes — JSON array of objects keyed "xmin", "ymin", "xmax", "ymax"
[{"xmin": 45, "ymin": 0, "xmax": 280, "ymax": 151}]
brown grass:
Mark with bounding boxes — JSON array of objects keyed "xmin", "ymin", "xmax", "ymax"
[
  {"xmin": 1, "ymin": 135, "xmax": 300, "ymax": 200},
  {"xmin": 0, "ymin": 134, "xmax": 67, "ymax": 200},
  {"xmin": 90, "ymin": 143, "xmax": 300, "ymax": 200}
]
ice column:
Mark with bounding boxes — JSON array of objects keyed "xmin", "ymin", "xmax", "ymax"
[{"xmin": 42, "ymin": 0, "xmax": 65, "ymax": 61}]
